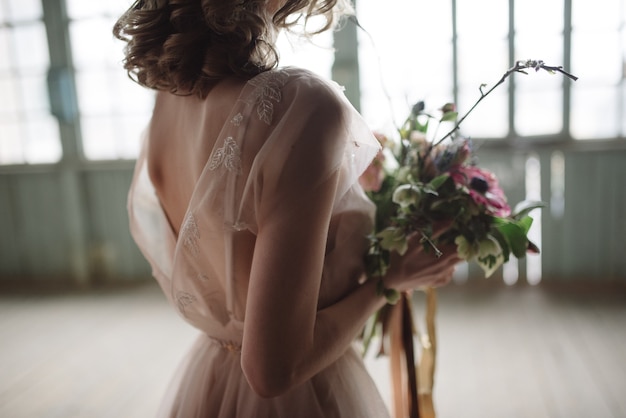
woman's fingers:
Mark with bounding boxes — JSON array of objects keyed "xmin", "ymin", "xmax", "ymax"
[
  {"xmin": 431, "ymin": 219, "xmax": 454, "ymax": 239},
  {"xmin": 384, "ymin": 233, "xmax": 463, "ymax": 291},
  {"xmin": 401, "ymin": 243, "xmax": 461, "ymax": 289}
]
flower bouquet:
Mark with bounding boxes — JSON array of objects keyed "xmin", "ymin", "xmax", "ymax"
[
  {"xmin": 362, "ymin": 103, "xmax": 542, "ymax": 284},
  {"xmin": 360, "ymin": 60, "xmax": 578, "ymax": 418}
]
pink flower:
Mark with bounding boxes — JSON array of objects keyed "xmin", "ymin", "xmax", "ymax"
[
  {"xmin": 373, "ymin": 132, "xmax": 389, "ymax": 147},
  {"xmin": 450, "ymin": 165, "xmax": 511, "ymax": 217},
  {"xmin": 440, "ymin": 103, "xmax": 457, "ymax": 113},
  {"xmin": 360, "ymin": 150, "xmax": 386, "ymax": 192}
]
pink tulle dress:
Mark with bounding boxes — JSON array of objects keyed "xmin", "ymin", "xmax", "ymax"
[{"xmin": 128, "ymin": 67, "xmax": 390, "ymax": 417}]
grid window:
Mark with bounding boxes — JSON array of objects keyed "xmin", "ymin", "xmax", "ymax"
[
  {"xmin": 0, "ymin": 0, "xmax": 61, "ymax": 165},
  {"xmin": 66, "ymin": 0, "xmax": 155, "ymax": 161},
  {"xmin": 358, "ymin": 0, "xmax": 625, "ymax": 143}
]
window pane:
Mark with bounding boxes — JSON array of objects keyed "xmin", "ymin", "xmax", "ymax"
[
  {"xmin": 516, "ymin": 88, "xmax": 562, "ymax": 136},
  {"xmin": 277, "ymin": 29, "xmax": 333, "ymax": 79},
  {"xmin": 458, "ymin": 88, "xmax": 508, "ymax": 138},
  {"xmin": 23, "ymin": 114, "xmax": 62, "ymax": 163},
  {"xmin": 0, "ymin": 28, "xmax": 10, "ymax": 73},
  {"xmin": 70, "ymin": 18, "xmax": 121, "ymax": 71},
  {"xmin": 77, "ymin": 69, "xmax": 154, "ymax": 160},
  {"xmin": 457, "ymin": 37, "xmax": 509, "ymax": 138},
  {"xmin": 6, "ymin": 0, "xmax": 42, "ymax": 22},
  {"xmin": 75, "ymin": 70, "xmax": 115, "ymax": 115},
  {"xmin": 0, "ymin": 123, "xmax": 23, "ymax": 164},
  {"xmin": 457, "ymin": 0, "xmax": 508, "ymax": 39},
  {"xmin": 19, "ymin": 73, "xmax": 50, "ymax": 112},
  {"xmin": 515, "ymin": 0, "xmax": 563, "ymax": 37},
  {"xmin": 0, "ymin": 14, "xmax": 60, "ymax": 165},
  {"xmin": 112, "ymin": 71, "xmax": 154, "ymax": 114},
  {"xmin": 358, "ymin": 0, "xmax": 453, "ymax": 129},
  {"xmin": 81, "ymin": 113, "xmax": 146, "ymax": 161},
  {"xmin": 515, "ymin": 33, "xmax": 563, "ymax": 68},
  {"xmin": 117, "ymin": 114, "xmax": 146, "ymax": 158},
  {"xmin": 514, "ymin": 35, "xmax": 563, "ymax": 136},
  {"xmin": 455, "ymin": 1, "xmax": 509, "ymax": 138},
  {"xmin": 0, "ymin": 75, "xmax": 19, "ymax": 115},
  {"xmin": 572, "ymin": 31, "xmax": 622, "ymax": 85},
  {"xmin": 571, "ymin": 86, "xmax": 621, "ymax": 139},
  {"xmin": 70, "ymin": 3, "xmax": 155, "ymax": 160},
  {"xmin": 12, "ymin": 23, "xmax": 49, "ymax": 71},
  {"xmin": 66, "ymin": 0, "xmax": 133, "ymax": 19},
  {"xmin": 572, "ymin": 0, "xmax": 622, "ymax": 30},
  {"xmin": 66, "ymin": 0, "xmax": 108, "ymax": 19},
  {"xmin": 514, "ymin": 0, "xmax": 564, "ymax": 142},
  {"xmin": 81, "ymin": 115, "xmax": 117, "ymax": 160},
  {"xmin": 569, "ymin": 0, "xmax": 623, "ymax": 139}
]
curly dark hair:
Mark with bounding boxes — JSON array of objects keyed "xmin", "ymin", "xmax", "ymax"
[{"xmin": 113, "ymin": 0, "xmax": 353, "ymax": 99}]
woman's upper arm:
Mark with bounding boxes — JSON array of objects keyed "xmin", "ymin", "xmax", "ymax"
[{"xmin": 241, "ymin": 85, "xmax": 348, "ymax": 396}]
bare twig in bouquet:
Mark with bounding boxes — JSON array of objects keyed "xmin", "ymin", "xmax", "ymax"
[
  {"xmin": 420, "ymin": 232, "xmax": 443, "ymax": 258},
  {"xmin": 432, "ymin": 59, "xmax": 579, "ymax": 147}
]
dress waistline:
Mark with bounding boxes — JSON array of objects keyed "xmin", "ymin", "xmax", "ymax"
[{"xmin": 207, "ymin": 336, "xmax": 242, "ymax": 353}]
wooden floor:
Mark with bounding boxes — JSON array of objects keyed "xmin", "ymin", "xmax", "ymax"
[{"xmin": 0, "ymin": 281, "xmax": 624, "ymax": 418}]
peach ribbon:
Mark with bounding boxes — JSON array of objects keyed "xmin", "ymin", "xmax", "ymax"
[{"xmin": 388, "ymin": 288, "xmax": 438, "ymax": 418}]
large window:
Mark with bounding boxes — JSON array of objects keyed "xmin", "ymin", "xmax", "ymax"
[
  {"xmin": 0, "ymin": 0, "xmax": 61, "ymax": 164},
  {"xmin": 1, "ymin": 0, "xmax": 623, "ymax": 166},
  {"xmin": 358, "ymin": 0, "xmax": 626, "ymax": 142}
]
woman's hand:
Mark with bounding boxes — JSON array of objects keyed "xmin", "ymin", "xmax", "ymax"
[{"xmin": 382, "ymin": 223, "xmax": 462, "ymax": 292}]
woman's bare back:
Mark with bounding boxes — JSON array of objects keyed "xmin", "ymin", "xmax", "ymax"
[{"xmin": 147, "ymin": 78, "xmax": 248, "ymax": 236}]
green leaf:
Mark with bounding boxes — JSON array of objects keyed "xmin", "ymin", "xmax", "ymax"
[
  {"xmin": 495, "ymin": 221, "xmax": 528, "ymax": 258},
  {"xmin": 440, "ymin": 111, "xmax": 458, "ymax": 122},
  {"xmin": 518, "ymin": 215, "xmax": 534, "ymax": 234},
  {"xmin": 428, "ymin": 174, "xmax": 450, "ymax": 190},
  {"xmin": 361, "ymin": 310, "xmax": 380, "ymax": 357},
  {"xmin": 512, "ymin": 200, "xmax": 546, "ymax": 219},
  {"xmin": 384, "ymin": 288, "xmax": 401, "ymax": 304},
  {"xmin": 490, "ymin": 228, "xmax": 511, "ymax": 262},
  {"xmin": 376, "ymin": 280, "xmax": 401, "ymax": 305}
]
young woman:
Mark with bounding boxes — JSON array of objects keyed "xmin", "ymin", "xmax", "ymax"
[{"xmin": 115, "ymin": 0, "xmax": 459, "ymax": 416}]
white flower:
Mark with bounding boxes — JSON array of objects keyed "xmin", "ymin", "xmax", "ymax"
[
  {"xmin": 395, "ymin": 166, "xmax": 411, "ymax": 183},
  {"xmin": 455, "ymin": 235, "xmax": 477, "ymax": 260},
  {"xmin": 476, "ymin": 236, "xmax": 505, "ymax": 278},
  {"xmin": 392, "ymin": 184, "xmax": 422, "ymax": 208},
  {"xmin": 377, "ymin": 227, "xmax": 409, "ymax": 255}
]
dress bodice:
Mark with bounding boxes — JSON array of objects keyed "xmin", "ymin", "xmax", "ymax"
[{"xmin": 127, "ymin": 68, "xmax": 380, "ymax": 343}]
